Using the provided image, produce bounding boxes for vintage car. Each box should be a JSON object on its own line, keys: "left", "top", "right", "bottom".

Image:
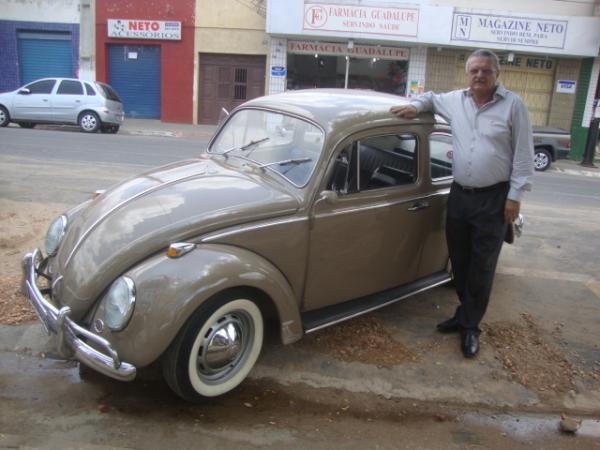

{"left": 22, "top": 89, "right": 453, "bottom": 402}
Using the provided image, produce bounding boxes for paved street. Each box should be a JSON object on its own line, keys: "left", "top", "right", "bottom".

{"left": 1, "top": 124, "right": 599, "bottom": 449}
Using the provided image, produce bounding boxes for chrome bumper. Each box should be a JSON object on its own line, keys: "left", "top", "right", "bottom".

{"left": 21, "top": 249, "right": 136, "bottom": 381}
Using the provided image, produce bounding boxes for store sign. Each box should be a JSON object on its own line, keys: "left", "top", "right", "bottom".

{"left": 271, "top": 66, "right": 286, "bottom": 76}
{"left": 108, "top": 19, "right": 182, "bottom": 41}
{"left": 498, "top": 54, "right": 555, "bottom": 72}
{"left": 451, "top": 13, "right": 567, "bottom": 49}
{"left": 288, "top": 40, "right": 409, "bottom": 60}
{"left": 303, "top": 2, "right": 419, "bottom": 37}
{"left": 556, "top": 80, "right": 576, "bottom": 94}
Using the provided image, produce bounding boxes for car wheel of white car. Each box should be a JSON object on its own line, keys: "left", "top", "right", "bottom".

{"left": 534, "top": 148, "right": 551, "bottom": 171}
{"left": 18, "top": 122, "right": 36, "bottom": 129}
{"left": 0, "top": 106, "right": 9, "bottom": 127}
{"left": 162, "top": 291, "right": 264, "bottom": 402}
{"left": 79, "top": 111, "right": 100, "bottom": 133}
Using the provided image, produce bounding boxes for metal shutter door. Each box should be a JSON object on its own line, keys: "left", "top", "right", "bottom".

{"left": 17, "top": 32, "right": 73, "bottom": 85}
{"left": 108, "top": 45, "right": 161, "bottom": 119}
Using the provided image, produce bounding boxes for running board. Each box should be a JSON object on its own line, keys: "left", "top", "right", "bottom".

{"left": 302, "top": 271, "right": 452, "bottom": 334}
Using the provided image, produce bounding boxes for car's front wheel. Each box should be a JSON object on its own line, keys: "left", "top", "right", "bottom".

{"left": 162, "top": 291, "right": 264, "bottom": 402}
{"left": 79, "top": 111, "right": 100, "bottom": 133}
{"left": 534, "top": 148, "right": 552, "bottom": 171}
{"left": 0, "top": 106, "right": 10, "bottom": 127}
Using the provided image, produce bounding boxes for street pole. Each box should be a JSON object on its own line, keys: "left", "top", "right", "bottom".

{"left": 581, "top": 99, "right": 599, "bottom": 168}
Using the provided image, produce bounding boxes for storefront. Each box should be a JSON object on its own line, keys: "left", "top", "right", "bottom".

{"left": 95, "top": 0, "right": 195, "bottom": 122}
{"left": 266, "top": 1, "right": 600, "bottom": 131}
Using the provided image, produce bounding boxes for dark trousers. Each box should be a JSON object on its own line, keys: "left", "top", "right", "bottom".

{"left": 446, "top": 182, "right": 509, "bottom": 331}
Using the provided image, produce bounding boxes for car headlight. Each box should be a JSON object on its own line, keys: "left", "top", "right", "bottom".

{"left": 104, "top": 277, "right": 136, "bottom": 331}
{"left": 45, "top": 215, "right": 68, "bottom": 256}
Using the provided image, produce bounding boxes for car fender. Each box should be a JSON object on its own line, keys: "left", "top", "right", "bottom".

{"left": 90, "top": 243, "right": 303, "bottom": 367}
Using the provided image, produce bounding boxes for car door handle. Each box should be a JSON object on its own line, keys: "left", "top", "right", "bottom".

{"left": 408, "top": 201, "right": 430, "bottom": 211}
{"left": 43, "top": 99, "right": 48, "bottom": 102}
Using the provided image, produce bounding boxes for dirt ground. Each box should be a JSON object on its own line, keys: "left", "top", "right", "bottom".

{"left": 1, "top": 197, "right": 599, "bottom": 404}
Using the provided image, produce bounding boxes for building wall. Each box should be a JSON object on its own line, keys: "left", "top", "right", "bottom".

{"left": 0, "top": 0, "right": 80, "bottom": 92}
{"left": 0, "top": 20, "right": 80, "bottom": 92}
{"left": 193, "top": 0, "right": 268, "bottom": 123}
{"left": 96, "top": 0, "right": 196, "bottom": 123}
{"left": 2, "top": 0, "right": 80, "bottom": 23}
{"left": 548, "top": 59, "right": 581, "bottom": 130}
{"left": 430, "top": 0, "right": 596, "bottom": 16}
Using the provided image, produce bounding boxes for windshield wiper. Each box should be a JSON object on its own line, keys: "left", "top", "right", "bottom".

{"left": 221, "top": 137, "right": 270, "bottom": 157}
{"left": 258, "top": 157, "right": 312, "bottom": 171}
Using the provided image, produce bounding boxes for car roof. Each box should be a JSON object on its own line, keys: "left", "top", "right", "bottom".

{"left": 241, "top": 89, "right": 436, "bottom": 135}
{"left": 26, "top": 77, "right": 99, "bottom": 85}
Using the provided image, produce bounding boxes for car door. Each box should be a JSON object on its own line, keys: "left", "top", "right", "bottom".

{"left": 52, "top": 79, "right": 86, "bottom": 122}
{"left": 12, "top": 79, "right": 57, "bottom": 121}
{"left": 416, "top": 131, "right": 453, "bottom": 278}
{"left": 303, "top": 127, "right": 436, "bottom": 311}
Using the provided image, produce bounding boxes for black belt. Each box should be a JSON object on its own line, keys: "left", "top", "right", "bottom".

{"left": 452, "top": 181, "right": 509, "bottom": 193}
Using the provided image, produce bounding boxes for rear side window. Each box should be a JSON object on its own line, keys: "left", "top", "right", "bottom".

{"left": 98, "top": 83, "right": 122, "bottom": 102}
{"left": 57, "top": 80, "right": 84, "bottom": 95}
{"left": 429, "top": 133, "right": 453, "bottom": 180}
{"left": 84, "top": 82, "right": 96, "bottom": 96}
{"left": 24, "top": 79, "right": 56, "bottom": 94}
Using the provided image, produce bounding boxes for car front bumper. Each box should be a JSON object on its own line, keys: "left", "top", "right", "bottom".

{"left": 21, "top": 249, "right": 136, "bottom": 381}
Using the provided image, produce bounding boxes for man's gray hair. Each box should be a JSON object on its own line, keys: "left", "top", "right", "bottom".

{"left": 465, "top": 49, "right": 500, "bottom": 73}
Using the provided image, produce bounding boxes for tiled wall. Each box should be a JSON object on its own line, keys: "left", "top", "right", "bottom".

{"left": 548, "top": 59, "right": 581, "bottom": 130}
{"left": 0, "top": 20, "right": 79, "bottom": 93}
{"left": 406, "top": 46, "right": 427, "bottom": 97}
{"left": 268, "top": 37, "right": 287, "bottom": 95}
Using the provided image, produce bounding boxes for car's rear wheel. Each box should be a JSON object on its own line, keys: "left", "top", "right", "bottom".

{"left": 18, "top": 122, "right": 36, "bottom": 129}
{"left": 162, "top": 291, "right": 264, "bottom": 402}
{"left": 79, "top": 111, "right": 100, "bottom": 133}
{"left": 534, "top": 148, "right": 551, "bottom": 171}
{"left": 0, "top": 106, "right": 10, "bottom": 127}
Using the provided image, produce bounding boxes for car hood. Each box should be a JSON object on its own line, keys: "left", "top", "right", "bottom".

{"left": 54, "top": 155, "right": 299, "bottom": 317}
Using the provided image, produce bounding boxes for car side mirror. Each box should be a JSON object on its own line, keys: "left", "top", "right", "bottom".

{"left": 18, "top": 88, "right": 31, "bottom": 95}
{"left": 319, "top": 190, "right": 338, "bottom": 204}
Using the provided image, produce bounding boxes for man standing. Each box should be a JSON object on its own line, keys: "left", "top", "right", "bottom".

{"left": 390, "top": 49, "right": 534, "bottom": 357}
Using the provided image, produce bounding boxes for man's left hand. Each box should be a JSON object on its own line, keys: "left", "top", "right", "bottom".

{"left": 505, "top": 199, "right": 520, "bottom": 223}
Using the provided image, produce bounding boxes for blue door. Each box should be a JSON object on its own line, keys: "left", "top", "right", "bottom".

{"left": 18, "top": 32, "right": 73, "bottom": 85}
{"left": 108, "top": 45, "right": 161, "bottom": 119}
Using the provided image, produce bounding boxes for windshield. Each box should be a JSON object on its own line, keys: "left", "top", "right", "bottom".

{"left": 209, "top": 109, "right": 324, "bottom": 187}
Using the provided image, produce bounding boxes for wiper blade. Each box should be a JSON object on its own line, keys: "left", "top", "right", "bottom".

{"left": 221, "top": 137, "right": 270, "bottom": 156}
{"left": 258, "top": 157, "right": 312, "bottom": 169}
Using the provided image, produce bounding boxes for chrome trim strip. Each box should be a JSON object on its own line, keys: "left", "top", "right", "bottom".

{"left": 64, "top": 168, "right": 203, "bottom": 268}
{"left": 315, "top": 188, "right": 450, "bottom": 218}
{"left": 201, "top": 216, "right": 309, "bottom": 243}
{"left": 21, "top": 249, "right": 136, "bottom": 381}
{"left": 304, "top": 275, "right": 452, "bottom": 334}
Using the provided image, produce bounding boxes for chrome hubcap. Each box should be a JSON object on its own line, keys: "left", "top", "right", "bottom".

{"left": 81, "top": 115, "right": 97, "bottom": 130}
{"left": 534, "top": 153, "right": 548, "bottom": 169}
{"left": 196, "top": 311, "right": 253, "bottom": 383}
{"left": 0, "top": 110, "right": 6, "bottom": 123}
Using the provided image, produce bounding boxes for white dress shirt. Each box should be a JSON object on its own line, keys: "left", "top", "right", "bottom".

{"left": 410, "top": 84, "right": 534, "bottom": 201}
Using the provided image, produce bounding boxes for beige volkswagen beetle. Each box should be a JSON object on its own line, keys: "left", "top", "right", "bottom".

{"left": 22, "top": 89, "right": 453, "bottom": 402}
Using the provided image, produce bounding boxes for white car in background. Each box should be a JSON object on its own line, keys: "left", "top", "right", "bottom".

{"left": 0, "top": 78, "right": 124, "bottom": 133}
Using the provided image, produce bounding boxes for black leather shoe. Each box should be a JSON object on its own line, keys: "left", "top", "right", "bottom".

{"left": 436, "top": 317, "right": 461, "bottom": 333}
{"left": 461, "top": 330, "right": 480, "bottom": 358}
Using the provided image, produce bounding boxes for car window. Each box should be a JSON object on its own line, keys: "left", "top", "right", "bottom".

{"left": 84, "top": 82, "right": 96, "bottom": 96}
{"left": 57, "top": 80, "right": 84, "bottom": 95}
{"left": 429, "top": 133, "right": 453, "bottom": 180}
{"left": 97, "top": 83, "right": 122, "bottom": 102}
{"left": 23, "top": 79, "right": 56, "bottom": 94}
{"left": 328, "top": 134, "right": 418, "bottom": 194}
